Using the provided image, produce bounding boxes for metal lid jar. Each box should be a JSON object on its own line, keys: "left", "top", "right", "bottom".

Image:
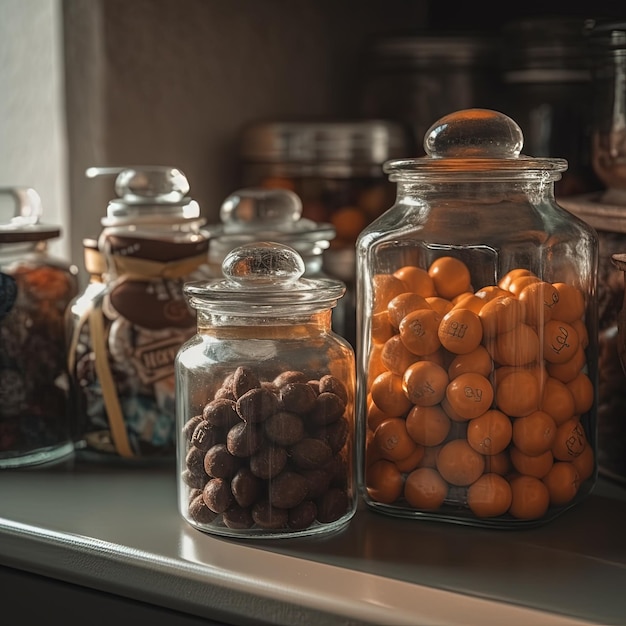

{"left": 67, "top": 166, "right": 210, "bottom": 462}
{"left": 357, "top": 109, "right": 598, "bottom": 527}
{"left": 0, "top": 188, "right": 78, "bottom": 467}
{"left": 176, "top": 241, "right": 356, "bottom": 538}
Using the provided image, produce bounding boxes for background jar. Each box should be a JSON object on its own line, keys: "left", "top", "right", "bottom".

{"left": 0, "top": 187, "right": 78, "bottom": 467}
{"left": 176, "top": 242, "right": 356, "bottom": 538}
{"left": 357, "top": 109, "right": 598, "bottom": 527}
{"left": 66, "top": 166, "right": 210, "bottom": 462}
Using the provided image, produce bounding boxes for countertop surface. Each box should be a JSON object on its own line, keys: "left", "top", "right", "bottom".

{"left": 0, "top": 457, "right": 625, "bottom": 626}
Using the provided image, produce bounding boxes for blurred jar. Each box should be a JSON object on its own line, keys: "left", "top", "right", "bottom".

{"left": 67, "top": 166, "right": 210, "bottom": 462}
{"left": 357, "top": 109, "right": 598, "bottom": 527}
{"left": 205, "top": 187, "right": 357, "bottom": 345}
{"left": 587, "top": 19, "right": 626, "bottom": 203}
{"left": 176, "top": 242, "right": 356, "bottom": 538}
{"left": 501, "top": 17, "right": 601, "bottom": 197}
{"left": 0, "top": 187, "right": 78, "bottom": 467}
{"left": 358, "top": 32, "right": 501, "bottom": 155}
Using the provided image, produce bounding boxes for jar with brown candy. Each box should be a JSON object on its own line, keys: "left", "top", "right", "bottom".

{"left": 66, "top": 167, "right": 210, "bottom": 462}
{"left": 0, "top": 187, "right": 79, "bottom": 467}
{"left": 357, "top": 109, "right": 599, "bottom": 527}
{"left": 176, "top": 241, "right": 356, "bottom": 538}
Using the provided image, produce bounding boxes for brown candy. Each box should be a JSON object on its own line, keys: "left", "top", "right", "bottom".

{"left": 203, "top": 443, "right": 242, "bottom": 478}
{"left": 232, "top": 366, "right": 261, "bottom": 399}
{"left": 202, "top": 478, "right": 234, "bottom": 514}
{"left": 203, "top": 398, "right": 239, "bottom": 428}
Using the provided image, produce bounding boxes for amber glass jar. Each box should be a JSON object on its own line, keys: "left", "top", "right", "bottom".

{"left": 0, "top": 187, "right": 78, "bottom": 467}
{"left": 176, "top": 242, "right": 356, "bottom": 538}
{"left": 357, "top": 109, "right": 598, "bottom": 527}
{"left": 67, "top": 167, "right": 210, "bottom": 462}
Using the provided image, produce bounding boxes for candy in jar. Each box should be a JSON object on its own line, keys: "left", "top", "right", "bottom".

{"left": 67, "top": 167, "right": 210, "bottom": 461}
{"left": 0, "top": 187, "right": 78, "bottom": 467}
{"left": 357, "top": 109, "right": 598, "bottom": 527}
{"left": 176, "top": 241, "right": 356, "bottom": 538}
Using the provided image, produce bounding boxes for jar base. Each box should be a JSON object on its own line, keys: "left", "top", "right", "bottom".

{"left": 0, "top": 441, "right": 75, "bottom": 469}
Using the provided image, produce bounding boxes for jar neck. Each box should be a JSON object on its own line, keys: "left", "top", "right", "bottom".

{"left": 394, "top": 178, "right": 557, "bottom": 203}
{"left": 0, "top": 240, "right": 47, "bottom": 265}
{"left": 196, "top": 308, "right": 333, "bottom": 337}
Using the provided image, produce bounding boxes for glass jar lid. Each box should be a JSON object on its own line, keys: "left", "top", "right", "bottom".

{"left": 0, "top": 187, "right": 60, "bottom": 243}
{"left": 207, "top": 187, "right": 335, "bottom": 263}
{"left": 185, "top": 241, "right": 345, "bottom": 315}
{"left": 86, "top": 166, "right": 202, "bottom": 227}
{"left": 383, "top": 108, "right": 568, "bottom": 180}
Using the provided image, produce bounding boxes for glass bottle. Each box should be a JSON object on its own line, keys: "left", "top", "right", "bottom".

{"left": 67, "top": 166, "right": 210, "bottom": 462}
{"left": 176, "top": 241, "right": 356, "bottom": 538}
{"left": 357, "top": 109, "right": 598, "bottom": 527}
{"left": 0, "top": 187, "right": 79, "bottom": 467}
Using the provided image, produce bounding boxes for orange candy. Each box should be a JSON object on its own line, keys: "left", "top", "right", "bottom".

{"left": 467, "top": 473, "right": 513, "bottom": 518}
{"left": 571, "top": 443, "right": 595, "bottom": 481}
{"left": 371, "top": 311, "right": 394, "bottom": 345}
{"left": 518, "top": 280, "right": 559, "bottom": 327}
{"left": 495, "top": 368, "right": 540, "bottom": 417}
{"left": 484, "top": 451, "right": 512, "bottom": 475}
{"left": 567, "top": 371, "right": 594, "bottom": 414}
{"left": 373, "top": 417, "right": 417, "bottom": 461}
{"left": 395, "top": 444, "right": 426, "bottom": 473}
{"left": 426, "top": 296, "right": 454, "bottom": 316}
{"left": 393, "top": 265, "right": 437, "bottom": 298}
{"left": 445, "top": 372, "right": 494, "bottom": 420}
{"left": 552, "top": 418, "right": 587, "bottom": 461}
{"left": 381, "top": 334, "right": 419, "bottom": 376}
{"left": 543, "top": 319, "right": 580, "bottom": 364}
{"left": 509, "top": 447, "right": 554, "bottom": 478}
{"left": 512, "top": 410, "right": 557, "bottom": 456}
{"left": 372, "top": 274, "right": 408, "bottom": 314}
{"left": 366, "top": 459, "right": 405, "bottom": 504}
{"left": 508, "top": 474, "right": 550, "bottom": 520}
{"left": 402, "top": 360, "right": 449, "bottom": 406}
{"left": 546, "top": 346, "right": 585, "bottom": 383}
{"left": 508, "top": 274, "right": 541, "bottom": 296}
{"left": 404, "top": 467, "right": 448, "bottom": 510}
{"left": 499, "top": 268, "right": 536, "bottom": 291}
{"left": 542, "top": 461, "right": 580, "bottom": 506}
{"left": 406, "top": 404, "right": 451, "bottom": 447}
{"left": 438, "top": 307, "right": 483, "bottom": 355}
{"left": 428, "top": 256, "right": 472, "bottom": 300}
{"left": 493, "top": 323, "right": 540, "bottom": 367}
{"left": 447, "top": 345, "right": 493, "bottom": 379}
{"left": 436, "top": 439, "right": 485, "bottom": 486}
{"left": 387, "top": 292, "right": 431, "bottom": 328}
{"left": 479, "top": 295, "right": 523, "bottom": 337}
{"left": 540, "top": 376, "right": 576, "bottom": 425}
{"left": 466, "top": 409, "right": 513, "bottom": 456}
{"left": 370, "top": 371, "right": 413, "bottom": 417}
{"left": 551, "top": 282, "right": 585, "bottom": 323}
{"left": 398, "top": 308, "right": 442, "bottom": 356}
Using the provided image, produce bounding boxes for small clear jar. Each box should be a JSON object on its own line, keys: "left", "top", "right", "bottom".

{"left": 357, "top": 109, "right": 599, "bottom": 527}
{"left": 67, "top": 166, "right": 210, "bottom": 462}
{"left": 0, "top": 187, "right": 79, "bottom": 467}
{"left": 176, "top": 242, "right": 356, "bottom": 538}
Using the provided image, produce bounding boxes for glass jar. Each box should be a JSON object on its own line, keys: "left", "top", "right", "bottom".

{"left": 0, "top": 187, "right": 79, "bottom": 467}
{"left": 205, "top": 186, "right": 356, "bottom": 346}
{"left": 176, "top": 241, "right": 356, "bottom": 538}
{"left": 357, "top": 109, "right": 598, "bottom": 527}
{"left": 67, "top": 166, "right": 210, "bottom": 462}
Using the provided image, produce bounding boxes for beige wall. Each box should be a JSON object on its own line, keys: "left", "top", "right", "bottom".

{"left": 62, "top": 0, "right": 427, "bottom": 282}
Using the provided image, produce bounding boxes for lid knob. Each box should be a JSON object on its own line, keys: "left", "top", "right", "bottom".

{"left": 424, "top": 109, "right": 524, "bottom": 159}
{"left": 220, "top": 188, "right": 302, "bottom": 232}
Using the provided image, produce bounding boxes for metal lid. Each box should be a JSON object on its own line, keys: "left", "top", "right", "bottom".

{"left": 0, "top": 187, "right": 60, "bottom": 243}
{"left": 383, "top": 108, "right": 568, "bottom": 180}
{"left": 185, "top": 241, "right": 345, "bottom": 315}
{"left": 240, "top": 120, "right": 409, "bottom": 165}
{"left": 207, "top": 187, "right": 335, "bottom": 263}
{"left": 86, "top": 166, "right": 202, "bottom": 227}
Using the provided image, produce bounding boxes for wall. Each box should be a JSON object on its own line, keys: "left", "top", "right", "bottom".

{"left": 0, "top": 0, "right": 69, "bottom": 259}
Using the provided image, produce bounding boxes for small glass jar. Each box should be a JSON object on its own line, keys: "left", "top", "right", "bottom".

{"left": 176, "top": 241, "right": 356, "bottom": 538}
{"left": 357, "top": 109, "right": 598, "bottom": 527}
{"left": 0, "top": 187, "right": 79, "bottom": 467}
{"left": 67, "top": 166, "right": 210, "bottom": 462}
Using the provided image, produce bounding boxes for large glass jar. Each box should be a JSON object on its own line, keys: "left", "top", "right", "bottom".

{"left": 176, "top": 242, "right": 356, "bottom": 538}
{"left": 67, "top": 166, "right": 210, "bottom": 462}
{"left": 357, "top": 109, "right": 599, "bottom": 527}
{"left": 0, "top": 187, "right": 79, "bottom": 467}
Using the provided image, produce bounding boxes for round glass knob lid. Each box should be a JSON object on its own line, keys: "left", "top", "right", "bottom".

{"left": 222, "top": 241, "right": 305, "bottom": 286}
{"left": 219, "top": 188, "right": 303, "bottom": 230}
{"left": 424, "top": 109, "right": 524, "bottom": 159}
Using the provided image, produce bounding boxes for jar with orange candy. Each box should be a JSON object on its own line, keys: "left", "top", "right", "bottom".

{"left": 356, "top": 108, "right": 599, "bottom": 527}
